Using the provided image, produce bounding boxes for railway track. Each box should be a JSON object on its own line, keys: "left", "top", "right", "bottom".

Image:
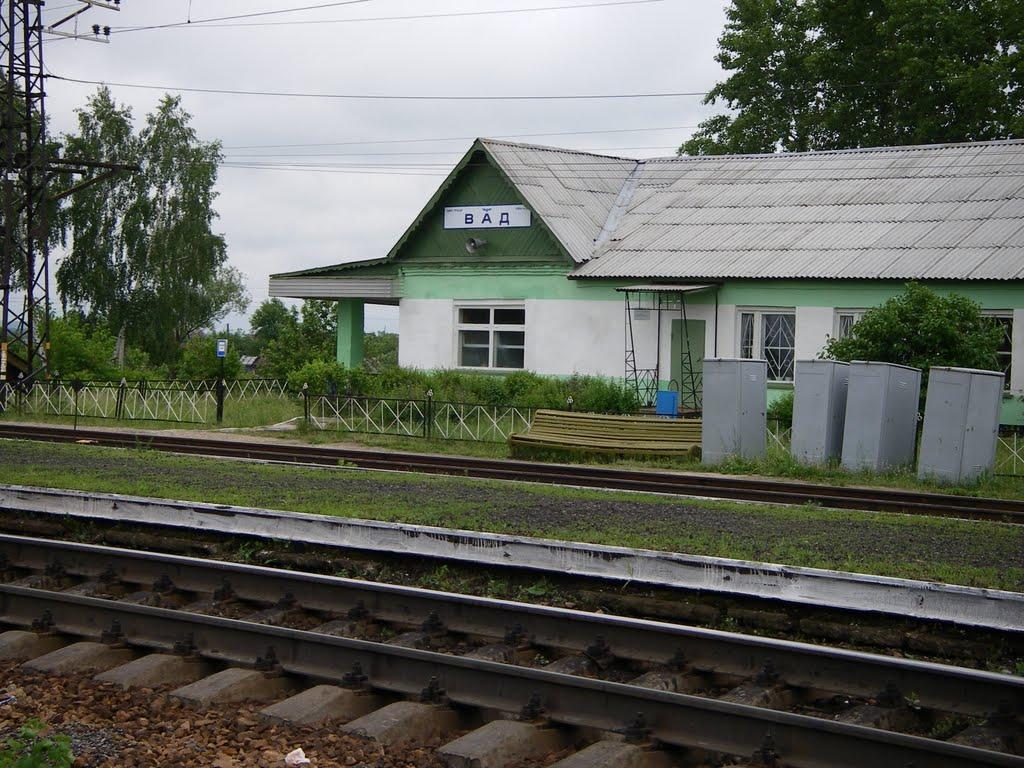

{"left": 1, "top": 534, "right": 1021, "bottom": 767}
{"left": 2, "top": 422, "right": 1023, "bottom": 524}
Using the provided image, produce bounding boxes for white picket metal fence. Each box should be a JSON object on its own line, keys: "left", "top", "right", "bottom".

{"left": 310, "top": 395, "right": 427, "bottom": 437}
{"left": 996, "top": 432, "right": 1024, "bottom": 476}
{"left": 309, "top": 395, "right": 535, "bottom": 442}
{"left": 0, "top": 381, "right": 216, "bottom": 423}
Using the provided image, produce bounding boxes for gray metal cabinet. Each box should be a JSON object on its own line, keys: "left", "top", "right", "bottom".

{"left": 792, "top": 360, "right": 849, "bottom": 465}
{"left": 841, "top": 361, "right": 921, "bottom": 472}
{"left": 701, "top": 358, "right": 767, "bottom": 463}
{"left": 918, "top": 367, "right": 1003, "bottom": 483}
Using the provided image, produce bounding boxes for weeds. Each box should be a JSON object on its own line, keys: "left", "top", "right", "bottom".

{"left": 0, "top": 720, "right": 74, "bottom": 768}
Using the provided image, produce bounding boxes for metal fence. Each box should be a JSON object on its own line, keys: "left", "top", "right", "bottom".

{"left": 763, "top": 418, "right": 1024, "bottom": 477}
{"left": 308, "top": 394, "right": 535, "bottom": 443}
{"left": 0, "top": 381, "right": 217, "bottom": 424}
{"left": 996, "top": 430, "right": 1024, "bottom": 476}
{"left": 0, "top": 378, "right": 293, "bottom": 425}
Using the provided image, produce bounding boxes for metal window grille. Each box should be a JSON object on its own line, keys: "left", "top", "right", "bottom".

{"left": 763, "top": 313, "right": 795, "bottom": 383}
{"left": 992, "top": 316, "right": 1013, "bottom": 391}
{"left": 740, "top": 313, "right": 755, "bottom": 359}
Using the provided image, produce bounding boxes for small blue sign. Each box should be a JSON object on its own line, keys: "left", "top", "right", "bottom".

{"left": 216, "top": 339, "right": 228, "bottom": 358}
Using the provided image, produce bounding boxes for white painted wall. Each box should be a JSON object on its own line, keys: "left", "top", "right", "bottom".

{"left": 398, "top": 299, "right": 454, "bottom": 369}
{"left": 795, "top": 306, "right": 835, "bottom": 360}
{"left": 396, "top": 298, "right": 1024, "bottom": 402}
{"left": 525, "top": 299, "right": 625, "bottom": 377}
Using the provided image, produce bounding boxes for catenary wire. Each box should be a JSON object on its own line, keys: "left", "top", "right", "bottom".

{"left": 48, "top": 73, "right": 711, "bottom": 101}
{"left": 223, "top": 125, "right": 702, "bottom": 150}
{"left": 110, "top": 0, "right": 665, "bottom": 32}
{"left": 112, "top": 0, "right": 381, "bottom": 32}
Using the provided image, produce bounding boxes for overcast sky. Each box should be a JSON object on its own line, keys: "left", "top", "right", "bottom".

{"left": 43, "top": 0, "right": 729, "bottom": 333}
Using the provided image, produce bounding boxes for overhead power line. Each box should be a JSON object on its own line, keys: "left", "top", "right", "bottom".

{"left": 224, "top": 124, "right": 700, "bottom": 151}
{"left": 113, "top": 0, "right": 380, "bottom": 32}
{"left": 49, "top": 73, "right": 711, "bottom": 101}
{"left": 111, "top": 0, "right": 665, "bottom": 32}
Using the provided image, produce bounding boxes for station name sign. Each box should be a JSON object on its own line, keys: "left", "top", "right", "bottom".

{"left": 443, "top": 204, "right": 531, "bottom": 229}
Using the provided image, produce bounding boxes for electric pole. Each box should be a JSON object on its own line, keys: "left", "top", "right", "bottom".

{"left": 0, "top": 0, "right": 130, "bottom": 387}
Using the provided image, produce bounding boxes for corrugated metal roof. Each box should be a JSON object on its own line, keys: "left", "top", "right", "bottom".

{"left": 480, "top": 138, "right": 1024, "bottom": 281}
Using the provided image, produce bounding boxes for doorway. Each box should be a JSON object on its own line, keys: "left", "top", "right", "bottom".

{"left": 671, "top": 318, "right": 704, "bottom": 412}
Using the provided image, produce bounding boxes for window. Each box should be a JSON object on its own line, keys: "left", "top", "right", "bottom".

{"left": 457, "top": 305, "right": 525, "bottom": 369}
{"left": 987, "top": 314, "right": 1013, "bottom": 391}
{"left": 834, "top": 310, "right": 866, "bottom": 340}
{"left": 738, "top": 310, "right": 796, "bottom": 382}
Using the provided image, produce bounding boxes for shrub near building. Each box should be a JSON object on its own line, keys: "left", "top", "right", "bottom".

{"left": 823, "top": 283, "right": 1005, "bottom": 399}
{"left": 288, "top": 361, "right": 640, "bottom": 414}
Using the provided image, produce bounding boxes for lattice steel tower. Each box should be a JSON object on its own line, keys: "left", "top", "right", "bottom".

{"left": 1, "top": 0, "right": 48, "bottom": 384}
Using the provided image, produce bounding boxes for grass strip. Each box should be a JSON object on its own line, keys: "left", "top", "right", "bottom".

{"left": 1, "top": 439, "right": 1021, "bottom": 591}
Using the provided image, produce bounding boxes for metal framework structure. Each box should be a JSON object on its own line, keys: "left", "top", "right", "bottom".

{"left": 621, "top": 285, "right": 715, "bottom": 413}
{"left": 1, "top": 0, "right": 48, "bottom": 384}
{"left": 0, "top": 0, "right": 126, "bottom": 386}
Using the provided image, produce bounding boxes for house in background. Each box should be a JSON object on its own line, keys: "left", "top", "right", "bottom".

{"left": 269, "top": 138, "right": 1024, "bottom": 423}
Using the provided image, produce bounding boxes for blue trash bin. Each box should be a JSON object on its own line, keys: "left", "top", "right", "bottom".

{"left": 655, "top": 389, "right": 679, "bottom": 418}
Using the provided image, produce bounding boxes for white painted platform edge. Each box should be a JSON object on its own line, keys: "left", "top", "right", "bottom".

{"left": 0, "top": 484, "right": 1020, "bottom": 632}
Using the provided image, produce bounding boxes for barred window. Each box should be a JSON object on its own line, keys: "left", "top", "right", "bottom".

{"left": 738, "top": 310, "right": 796, "bottom": 382}
{"left": 989, "top": 314, "right": 1012, "bottom": 391}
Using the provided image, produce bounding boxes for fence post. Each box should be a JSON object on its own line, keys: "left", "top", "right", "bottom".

{"left": 115, "top": 378, "right": 127, "bottom": 421}
{"left": 215, "top": 378, "right": 225, "bottom": 423}
{"left": 302, "top": 382, "right": 310, "bottom": 425}
{"left": 71, "top": 379, "right": 83, "bottom": 431}
{"left": 424, "top": 389, "right": 433, "bottom": 439}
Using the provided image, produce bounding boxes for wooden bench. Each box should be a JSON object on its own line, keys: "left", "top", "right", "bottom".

{"left": 509, "top": 409, "right": 702, "bottom": 457}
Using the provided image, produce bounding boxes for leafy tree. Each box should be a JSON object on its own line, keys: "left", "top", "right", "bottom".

{"left": 47, "top": 314, "right": 118, "bottom": 381}
{"left": 683, "top": 0, "right": 1023, "bottom": 155}
{"left": 364, "top": 331, "right": 398, "bottom": 370}
{"left": 249, "top": 298, "right": 297, "bottom": 348}
{"left": 822, "top": 283, "right": 1003, "bottom": 386}
{"left": 176, "top": 335, "right": 243, "bottom": 380}
{"left": 258, "top": 300, "right": 336, "bottom": 377}
{"left": 57, "top": 87, "right": 247, "bottom": 364}
{"left": 684, "top": 0, "right": 818, "bottom": 154}
{"left": 299, "top": 299, "right": 337, "bottom": 355}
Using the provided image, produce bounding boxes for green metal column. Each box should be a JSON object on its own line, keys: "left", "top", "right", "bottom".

{"left": 336, "top": 299, "right": 365, "bottom": 368}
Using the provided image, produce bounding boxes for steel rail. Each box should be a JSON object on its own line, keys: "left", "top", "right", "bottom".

{"left": 0, "top": 584, "right": 1019, "bottom": 768}
{"left": 4, "top": 534, "right": 1019, "bottom": 720}
{"left": 4, "top": 483, "right": 1021, "bottom": 631}
{"left": 2, "top": 423, "right": 1022, "bottom": 523}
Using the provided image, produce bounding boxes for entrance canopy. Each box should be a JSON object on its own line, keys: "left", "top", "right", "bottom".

{"left": 617, "top": 284, "right": 719, "bottom": 413}
{"left": 615, "top": 284, "right": 716, "bottom": 294}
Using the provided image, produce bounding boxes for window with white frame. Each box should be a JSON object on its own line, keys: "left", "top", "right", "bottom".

{"left": 834, "top": 309, "right": 866, "bottom": 340}
{"left": 456, "top": 305, "right": 525, "bottom": 369}
{"left": 985, "top": 313, "right": 1013, "bottom": 391}
{"left": 738, "top": 309, "right": 796, "bottom": 382}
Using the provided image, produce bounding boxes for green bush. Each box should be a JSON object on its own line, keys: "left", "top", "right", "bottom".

{"left": 47, "top": 315, "right": 118, "bottom": 381}
{"left": 286, "top": 362, "right": 640, "bottom": 414}
{"left": 823, "top": 283, "right": 1003, "bottom": 388}
{"left": 286, "top": 359, "right": 349, "bottom": 394}
{"left": 0, "top": 720, "right": 74, "bottom": 768}
{"left": 767, "top": 390, "right": 794, "bottom": 426}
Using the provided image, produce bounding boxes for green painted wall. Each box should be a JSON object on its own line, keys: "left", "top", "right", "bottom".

{"left": 396, "top": 150, "right": 570, "bottom": 267}
{"left": 336, "top": 299, "right": 364, "bottom": 367}
{"left": 394, "top": 266, "right": 1024, "bottom": 311}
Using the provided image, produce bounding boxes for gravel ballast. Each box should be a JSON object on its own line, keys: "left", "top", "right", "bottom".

{"left": 0, "top": 662, "right": 451, "bottom": 768}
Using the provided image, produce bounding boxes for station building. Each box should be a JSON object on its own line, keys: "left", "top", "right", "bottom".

{"left": 269, "top": 138, "right": 1024, "bottom": 423}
